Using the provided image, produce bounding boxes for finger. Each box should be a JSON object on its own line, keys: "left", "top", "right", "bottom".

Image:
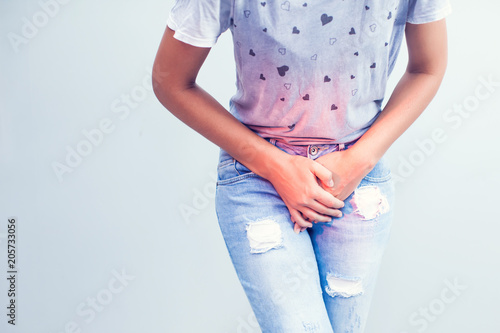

{"left": 314, "top": 187, "right": 345, "bottom": 209}
{"left": 311, "top": 161, "right": 334, "bottom": 188}
{"left": 300, "top": 206, "right": 334, "bottom": 222}
{"left": 295, "top": 224, "right": 308, "bottom": 233}
{"left": 293, "top": 222, "right": 308, "bottom": 234}
{"left": 307, "top": 200, "right": 344, "bottom": 219}
{"left": 290, "top": 209, "right": 313, "bottom": 229}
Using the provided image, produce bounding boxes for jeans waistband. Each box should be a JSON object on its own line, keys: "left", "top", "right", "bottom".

{"left": 264, "top": 137, "right": 359, "bottom": 160}
{"left": 218, "top": 137, "right": 360, "bottom": 164}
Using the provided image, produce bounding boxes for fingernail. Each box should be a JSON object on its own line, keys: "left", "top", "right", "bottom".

{"left": 328, "top": 179, "right": 334, "bottom": 187}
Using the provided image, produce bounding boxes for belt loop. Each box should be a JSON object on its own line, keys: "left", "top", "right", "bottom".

{"left": 338, "top": 143, "right": 345, "bottom": 151}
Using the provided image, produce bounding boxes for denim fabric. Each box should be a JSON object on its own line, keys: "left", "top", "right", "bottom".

{"left": 215, "top": 138, "right": 395, "bottom": 332}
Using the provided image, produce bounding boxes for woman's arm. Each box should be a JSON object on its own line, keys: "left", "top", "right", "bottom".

{"left": 152, "top": 27, "right": 345, "bottom": 232}
{"left": 315, "top": 18, "right": 448, "bottom": 200}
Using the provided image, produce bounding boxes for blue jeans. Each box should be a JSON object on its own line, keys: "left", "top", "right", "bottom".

{"left": 215, "top": 137, "right": 395, "bottom": 333}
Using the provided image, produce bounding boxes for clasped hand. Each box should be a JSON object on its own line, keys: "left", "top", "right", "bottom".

{"left": 268, "top": 148, "right": 373, "bottom": 234}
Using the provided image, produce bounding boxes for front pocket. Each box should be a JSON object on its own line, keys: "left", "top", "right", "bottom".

{"left": 362, "top": 156, "right": 392, "bottom": 183}
{"left": 216, "top": 158, "right": 259, "bottom": 186}
{"left": 234, "top": 159, "right": 255, "bottom": 176}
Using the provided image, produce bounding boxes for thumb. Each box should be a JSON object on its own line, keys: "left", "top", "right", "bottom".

{"left": 311, "top": 161, "right": 334, "bottom": 188}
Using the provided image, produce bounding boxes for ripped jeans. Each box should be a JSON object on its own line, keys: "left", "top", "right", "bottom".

{"left": 215, "top": 137, "right": 395, "bottom": 333}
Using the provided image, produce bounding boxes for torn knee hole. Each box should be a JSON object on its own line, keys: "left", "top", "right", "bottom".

{"left": 246, "top": 218, "right": 283, "bottom": 254}
{"left": 351, "top": 185, "right": 390, "bottom": 220}
{"left": 302, "top": 321, "right": 321, "bottom": 332}
{"left": 325, "top": 273, "right": 364, "bottom": 298}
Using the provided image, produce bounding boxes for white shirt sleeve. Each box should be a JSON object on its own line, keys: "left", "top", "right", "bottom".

{"left": 407, "top": 0, "right": 452, "bottom": 24}
{"left": 166, "top": 0, "right": 232, "bottom": 48}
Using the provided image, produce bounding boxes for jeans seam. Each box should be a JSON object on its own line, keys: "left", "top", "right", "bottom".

{"left": 216, "top": 173, "right": 260, "bottom": 186}
{"left": 217, "top": 158, "right": 235, "bottom": 169}
{"left": 362, "top": 172, "right": 392, "bottom": 183}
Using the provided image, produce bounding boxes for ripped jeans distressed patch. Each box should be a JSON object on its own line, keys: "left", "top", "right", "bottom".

{"left": 215, "top": 141, "right": 394, "bottom": 333}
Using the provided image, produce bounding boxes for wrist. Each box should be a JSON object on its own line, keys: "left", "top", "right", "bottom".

{"left": 345, "top": 143, "right": 378, "bottom": 174}
{"left": 247, "top": 144, "right": 292, "bottom": 181}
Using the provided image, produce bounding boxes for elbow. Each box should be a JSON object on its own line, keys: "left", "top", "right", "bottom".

{"left": 151, "top": 61, "right": 196, "bottom": 110}
{"left": 407, "top": 60, "right": 447, "bottom": 78}
{"left": 152, "top": 62, "right": 179, "bottom": 111}
{"left": 151, "top": 62, "right": 169, "bottom": 103}
{"left": 407, "top": 53, "right": 448, "bottom": 81}
{"left": 406, "top": 62, "right": 448, "bottom": 88}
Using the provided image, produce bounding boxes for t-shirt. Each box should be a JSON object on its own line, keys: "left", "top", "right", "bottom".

{"left": 166, "top": 0, "right": 452, "bottom": 145}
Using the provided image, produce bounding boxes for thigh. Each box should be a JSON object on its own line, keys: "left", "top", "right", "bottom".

{"left": 215, "top": 155, "right": 333, "bottom": 333}
{"left": 308, "top": 155, "right": 395, "bottom": 333}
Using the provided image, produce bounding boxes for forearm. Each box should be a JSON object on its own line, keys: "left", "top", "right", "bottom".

{"left": 349, "top": 69, "right": 446, "bottom": 167}
{"left": 348, "top": 19, "right": 448, "bottom": 168}
{"left": 152, "top": 80, "right": 290, "bottom": 180}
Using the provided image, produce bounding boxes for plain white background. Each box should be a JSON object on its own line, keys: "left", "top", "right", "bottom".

{"left": 1, "top": 0, "right": 499, "bottom": 332}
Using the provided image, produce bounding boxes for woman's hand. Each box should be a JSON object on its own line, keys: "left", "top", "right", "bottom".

{"left": 265, "top": 154, "right": 345, "bottom": 234}
{"left": 313, "top": 148, "right": 375, "bottom": 202}
{"left": 152, "top": 28, "right": 342, "bottom": 235}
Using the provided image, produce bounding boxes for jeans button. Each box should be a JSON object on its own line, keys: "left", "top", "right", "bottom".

{"left": 309, "top": 145, "right": 319, "bottom": 156}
